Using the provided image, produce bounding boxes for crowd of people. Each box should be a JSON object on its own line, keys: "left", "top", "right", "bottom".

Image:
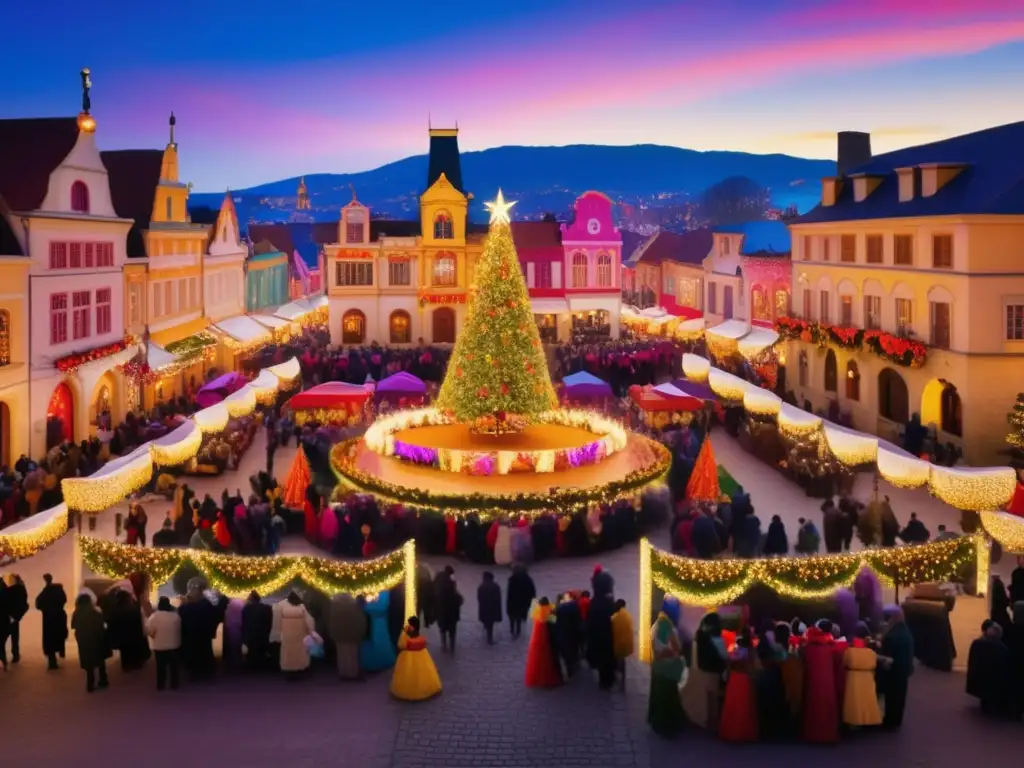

{"left": 966, "top": 570, "right": 1024, "bottom": 719}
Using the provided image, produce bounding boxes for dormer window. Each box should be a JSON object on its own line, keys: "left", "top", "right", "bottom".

{"left": 896, "top": 168, "right": 916, "bottom": 202}
{"left": 433, "top": 212, "right": 454, "bottom": 240}
{"left": 850, "top": 173, "right": 883, "bottom": 202}
{"left": 822, "top": 177, "right": 843, "bottom": 207}
{"left": 165, "top": 196, "right": 173, "bottom": 220}
{"left": 70, "top": 181, "right": 90, "bottom": 213}
{"left": 920, "top": 163, "right": 967, "bottom": 198}
{"left": 346, "top": 208, "right": 366, "bottom": 244}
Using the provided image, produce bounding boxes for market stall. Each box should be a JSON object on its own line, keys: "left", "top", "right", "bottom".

{"left": 196, "top": 371, "right": 247, "bottom": 408}
{"left": 628, "top": 384, "right": 704, "bottom": 430}
{"left": 561, "top": 371, "right": 613, "bottom": 406}
{"left": 288, "top": 381, "right": 371, "bottom": 426}
{"left": 374, "top": 371, "right": 427, "bottom": 408}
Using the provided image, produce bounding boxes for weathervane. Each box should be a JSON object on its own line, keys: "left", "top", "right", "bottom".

{"left": 80, "top": 68, "right": 92, "bottom": 114}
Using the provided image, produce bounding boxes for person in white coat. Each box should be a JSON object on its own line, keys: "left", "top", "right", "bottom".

{"left": 146, "top": 597, "right": 181, "bottom": 690}
{"left": 278, "top": 592, "right": 316, "bottom": 677}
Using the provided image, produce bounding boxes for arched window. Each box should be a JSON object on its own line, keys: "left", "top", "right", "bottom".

{"left": 433, "top": 253, "right": 456, "bottom": 286}
{"left": 798, "top": 350, "right": 808, "bottom": 387}
{"left": 824, "top": 349, "right": 838, "bottom": 392}
{"left": 596, "top": 252, "right": 612, "bottom": 287}
{"left": 341, "top": 309, "right": 366, "bottom": 344}
{"left": 389, "top": 310, "right": 411, "bottom": 344}
{"left": 941, "top": 383, "right": 962, "bottom": 436}
{"left": 572, "top": 252, "right": 588, "bottom": 288}
{"left": 0, "top": 310, "right": 9, "bottom": 366}
{"left": 70, "top": 181, "right": 89, "bottom": 213}
{"left": 845, "top": 360, "right": 860, "bottom": 401}
{"left": 165, "top": 196, "right": 173, "bottom": 220}
{"left": 878, "top": 368, "right": 909, "bottom": 423}
{"left": 751, "top": 286, "right": 769, "bottom": 321}
{"left": 774, "top": 289, "right": 790, "bottom": 318}
{"left": 433, "top": 212, "right": 453, "bottom": 240}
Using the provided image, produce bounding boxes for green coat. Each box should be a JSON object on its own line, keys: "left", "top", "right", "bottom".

{"left": 71, "top": 605, "right": 107, "bottom": 669}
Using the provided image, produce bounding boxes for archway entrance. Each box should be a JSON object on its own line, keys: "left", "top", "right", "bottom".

{"left": 824, "top": 349, "right": 838, "bottom": 393}
{"left": 922, "top": 378, "right": 962, "bottom": 437}
{"left": 432, "top": 307, "right": 456, "bottom": 344}
{"left": 878, "top": 368, "right": 909, "bottom": 424}
{"left": 47, "top": 382, "right": 74, "bottom": 449}
{"left": 91, "top": 371, "right": 118, "bottom": 431}
{"left": 342, "top": 309, "right": 366, "bottom": 344}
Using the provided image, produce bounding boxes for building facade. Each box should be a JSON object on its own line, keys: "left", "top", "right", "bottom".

{"left": 0, "top": 236, "right": 31, "bottom": 465}
{"left": 246, "top": 243, "right": 290, "bottom": 312}
{"left": 0, "top": 110, "right": 137, "bottom": 457}
{"left": 785, "top": 124, "right": 1024, "bottom": 464}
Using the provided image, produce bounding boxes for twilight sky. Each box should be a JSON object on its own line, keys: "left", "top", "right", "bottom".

{"left": 3, "top": 0, "right": 1023, "bottom": 191}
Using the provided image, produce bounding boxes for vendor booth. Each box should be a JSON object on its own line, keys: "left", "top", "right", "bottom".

{"left": 561, "top": 371, "right": 613, "bottom": 406}
{"left": 196, "top": 372, "right": 248, "bottom": 408}
{"left": 374, "top": 371, "right": 427, "bottom": 408}
{"left": 288, "top": 381, "right": 371, "bottom": 426}
{"left": 628, "top": 384, "right": 703, "bottom": 430}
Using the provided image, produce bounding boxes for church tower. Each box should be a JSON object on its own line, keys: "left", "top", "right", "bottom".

{"left": 296, "top": 177, "right": 311, "bottom": 210}
{"left": 153, "top": 112, "right": 189, "bottom": 223}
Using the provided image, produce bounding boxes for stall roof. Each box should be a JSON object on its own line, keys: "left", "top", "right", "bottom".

{"left": 147, "top": 343, "right": 177, "bottom": 371}
{"left": 213, "top": 315, "right": 273, "bottom": 345}
{"left": 377, "top": 371, "right": 427, "bottom": 394}
{"left": 254, "top": 314, "right": 291, "bottom": 330}
{"left": 737, "top": 326, "right": 780, "bottom": 357}
{"left": 706, "top": 319, "right": 749, "bottom": 340}
{"left": 288, "top": 381, "right": 371, "bottom": 410}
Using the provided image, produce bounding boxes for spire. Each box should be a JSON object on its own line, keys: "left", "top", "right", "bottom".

{"left": 297, "top": 176, "right": 311, "bottom": 210}
{"left": 348, "top": 183, "right": 358, "bottom": 203}
{"left": 159, "top": 112, "right": 180, "bottom": 183}
{"left": 168, "top": 111, "right": 177, "bottom": 148}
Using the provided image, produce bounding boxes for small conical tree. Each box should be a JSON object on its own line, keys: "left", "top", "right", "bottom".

{"left": 1007, "top": 392, "right": 1024, "bottom": 452}
{"left": 685, "top": 439, "right": 721, "bottom": 502}
{"left": 435, "top": 190, "right": 558, "bottom": 421}
{"left": 283, "top": 446, "right": 311, "bottom": 509}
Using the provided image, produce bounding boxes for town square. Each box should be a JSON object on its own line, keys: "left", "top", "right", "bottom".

{"left": 2, "top": 2, "right": 1024, "bottom": 767}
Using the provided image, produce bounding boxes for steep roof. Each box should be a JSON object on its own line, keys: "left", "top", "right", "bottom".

{"left": 716, "top": 221, "right": 790, "bottom": 256}
{"left": 426, "top": 130, "right": 463, "bottom": 193}
{"left": 619, "top": 230, "right": 648, "bottom": 264}
{"left": 101, "top": 149, "right": 164, "bottom": 258}
{"left": 798, "top": 120, "right": 1024, "bottom": 224}
{"left": 628, "top": 229, "right": 713, "bottom": 267}
{"left": 510, "top": 220, "right": 562, "bottom": 249}
{"left": 0, "top": 117, "right": 80, "bottom": 212}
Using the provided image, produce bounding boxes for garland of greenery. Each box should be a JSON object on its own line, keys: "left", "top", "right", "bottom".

{"left": 331, "top": 437, "right": 671, "bottom": 520}
{"left": 649, "top": 534, "right": 978, "bottom": 605}
{"left": 165, "top": 331, "right": 218, "bottom": 356}
{"left": 78, "top": 535, "right": 407, "bottom": 597}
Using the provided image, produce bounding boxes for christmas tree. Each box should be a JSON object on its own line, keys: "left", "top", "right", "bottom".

{"left": 1007, "top": 392, "right": 1024, "bottom": 452}
{"left": 685, "top": 439, "right": 722, "bottom": 502}
{"left": 283, "top": 446, "right": 311, "bottom": 508}
{"left": 435, "top": 190, "right": 558, "bottom": 421}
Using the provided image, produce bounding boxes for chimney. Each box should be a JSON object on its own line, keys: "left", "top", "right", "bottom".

{"left": 837, "top": 131, "right": 872, "bottom": 176}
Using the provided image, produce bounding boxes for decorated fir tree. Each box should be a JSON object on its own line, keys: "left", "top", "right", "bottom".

{"left": 685, "top": 439, "right": 722, "bottom": 502}
{"left": 435, "top": 190, "right": 558, "bottom": 421}
{"left": 283, "top": 446, "right": 311, "bottom": 509}
{"left": 1007, "top": 392, "right": 1024, "bottom": 453}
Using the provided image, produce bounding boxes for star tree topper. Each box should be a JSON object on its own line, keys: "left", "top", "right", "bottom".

{"left": 484, "top": 189, "right": 517, "bottom": 226}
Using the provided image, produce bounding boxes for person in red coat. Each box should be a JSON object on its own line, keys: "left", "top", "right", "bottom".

{"left": 303, "top": 484, "right": 320, "bottom": 545}
{"left": 525, "top": 597, "right": 562, "bottom": 688}
{"left": 801, "top": 623, "right": 840, "bottom": 743}
{"left": 445, "top": 517, "right": 457, "bottom": 554}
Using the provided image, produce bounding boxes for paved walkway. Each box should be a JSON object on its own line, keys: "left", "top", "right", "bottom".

{"left": 2, "top": 430, "right": 1019, "bottom": 768}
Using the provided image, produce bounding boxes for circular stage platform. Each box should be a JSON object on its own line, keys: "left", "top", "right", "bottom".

{"left": 392, "top": 422, "right": 598, "bottom": 452}
{"left": 331, "top": 433, "right": 670, "bottom": 519}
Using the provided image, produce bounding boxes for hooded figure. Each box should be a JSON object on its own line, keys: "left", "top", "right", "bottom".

{"left": 241, "top": 592, "right": 273, "bottom": 669}
{"left": 966, "top": 620, "right": 1013, "bottom": 717}
{"left": 329, "top": 593, "right": 368, "bottom": 679}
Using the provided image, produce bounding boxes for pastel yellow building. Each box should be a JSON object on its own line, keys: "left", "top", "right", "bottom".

{"left": 0, "top": 250, "right": 31, "bottom": 465}
{"left": 786, "top": 125, "right": 1024, "bottom": 465}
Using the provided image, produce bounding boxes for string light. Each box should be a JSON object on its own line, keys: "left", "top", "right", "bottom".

{"left": 777, "top": 403, "right": 821, "bottom": 437}
{"left": 0, "top": 504, "right": 68, "bottom": 559}
{"left": 979, "top": 510, "right": 1024, "bottom": 554}
{"left": 823, "top": 423, "right": 878, "bottom": 466}
{"left": 149, "top": 420, "right": 202, "bottom": 467}
{"left": 63, "top": 449, "right": 154, "bottom": 513}
{"left": 743, "top": 388, "right": 781, "bottom": 417}
{"left": 976, "top": 533, "right": 991, "bottom": 598}
{"left": 267, "top": 357, "right": 301, "bottom": 385}
{"left": 644, "top": 536, "right": 980, "bottom": 606}
{"left": 331, "top": 437, "right": 671, "bottom": 521}
{"left": 876, "top": 445, "right": 930, "bottom": 489}
{"left": 708, "top": 368, "right": 749, "bottom": 403}
{"left": 403, "top": 540, "right": 417, "bottom": 619}
{"left": 682, "top": 353, "right": 710, "bottom": 383}
{"left": 78, "top": 535, "right": 412, "bottom": 599}
{"left": 638, "top": 537, "right": 653, "bottom": 663}
{"left": 928, "top": 466, "right": 1018, "bottom": 511}
{"left": 223, "top": 384, "right": 257, "bottom": 418}
{"left": 194, "top": 403, "right": 230, "bottom": 434}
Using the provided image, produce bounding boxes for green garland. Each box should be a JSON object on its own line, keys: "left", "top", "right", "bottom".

{"left": 78, "top": 535, "right": 407, "bottom": 597}
{"left": 331, "top": 438, "right": 671, "bottom": 520}
{"left": 165, "top": 331, "right": 218, "bottom": 356}
{"left": 651, "top": 534, "right": 978, "bottom": 604}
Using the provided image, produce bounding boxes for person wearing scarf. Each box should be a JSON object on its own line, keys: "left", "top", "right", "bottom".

{"left": 647, "top": 611, "right": 685, "bottom": 737}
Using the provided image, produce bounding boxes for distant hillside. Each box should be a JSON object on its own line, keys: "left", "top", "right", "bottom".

{"left": 191, "top": 144, "right": 832, "bottom": 227}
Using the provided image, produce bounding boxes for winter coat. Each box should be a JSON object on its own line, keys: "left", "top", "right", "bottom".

{"left": 328, "top": 593, "right": 367, "bottom": 645}
{"left": 146, "top": 609, "right": 182, "bottom": 651}
{"left": 35, "top": 583, "right": 68, "bottom": 656}
{"left": 506, "top": 570, "right": 536, "bottom": 621}
{"left": 477, "top": 581, "right": 502, "bottom": 625}
{"left": 279, "top": 602, "right": 315, "bottom": 672}
{"left": 71, "top": 604, "right": 107, "bottom": 669}
{"left": 242, "top": 600, "right": 273, "bottom": 652}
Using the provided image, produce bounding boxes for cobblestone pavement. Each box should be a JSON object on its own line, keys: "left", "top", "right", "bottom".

{"left": 3, "top": 431, "right": 1022, "bottom": 766}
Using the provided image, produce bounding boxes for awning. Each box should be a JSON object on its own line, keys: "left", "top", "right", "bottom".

{"left": 254, "top": 314, "right": 292, "bottom": 331}
{"left": 737, "top": 326, "right": 780, "bottom": 358}
{"left": 706, "top": 319, "right": 749, "bottom": 340}
{"left": 530, "top": 298, "right": 570, "bottom": 314}
{"left": 147, "top": 343, "right": 177, "bottom": 372}
{"left": 299, "top": 294, "right": 327, "bottom": 311}
{"left": 288, "top": 381, "right": 370, "bottom": 410}
{"left": 212, "top": 315, "right": 273, "bottom": 346}
{"left": 274, "top": 301, "right": 309, "bottom": 321}
{"left": 149, "top": 316, "right": 211, "bottom": 347}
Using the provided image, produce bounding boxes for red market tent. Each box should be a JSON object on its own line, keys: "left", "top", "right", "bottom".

{"left": 628, "top": 385, "right": 703, "bottom": 412}
{"left": 288, "top": 381, "right": 370, "bottom": 410}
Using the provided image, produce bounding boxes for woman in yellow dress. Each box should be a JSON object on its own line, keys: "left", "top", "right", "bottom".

{"left": 842, "top": 622, "right": 883, "bottom": 727}
{"left": 390, "top": 616, "right": 442, "bottom": 701}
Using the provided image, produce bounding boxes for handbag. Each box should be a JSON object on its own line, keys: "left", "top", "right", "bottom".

{"left": 304, "top": 632, "right": 325, "bottom": 659}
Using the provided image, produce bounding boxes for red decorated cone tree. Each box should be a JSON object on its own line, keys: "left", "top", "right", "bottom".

{"left": 435, "top": 190, "right": 558, "bottom": 422}
{"left": 686, "top": 438, "right": 722, "bottom": 503}
{"left": 283, "top": 446, "right": 311, "bottom": 509}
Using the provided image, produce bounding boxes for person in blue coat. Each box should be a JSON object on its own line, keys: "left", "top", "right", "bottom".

{"left": 360, "top": 591, "right": 397, "bottom": 672}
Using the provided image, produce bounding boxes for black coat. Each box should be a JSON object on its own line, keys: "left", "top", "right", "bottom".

{"left": 6, "top": 582, "right": 28, "bottom": 622}
{"left": 433, "top": 574, "right": 462, "bottom": 630}
{"left": 585, "top": 593, "right": 616, "bottom": 670}
{"left": 35, "top": 583, "right": 68, "bottom": 656}
{"left": 692, "top": 515, "right": 721, "bottom": 559}
{"left": 242, "top": 601, "right": 273, "bottom": 652}
{"left": 152, "top": 528, "right": 177, "bottom": 548}
{"left": 477, "top": 581, "right": 502, "bottom": 625}
{"left": 178, "top": 598, "right": 218, "bottom": 673}
{"left": 966, "top": 636, "right": 1013, "bottom": 715}
{"left": 763, "top": 520, "right": 788, "bottom": 556}
{"left": 554, "top": 600, "right": 582, "bottom": 664}
{"left": 506, "top": 571, "right": 536, "bottom": 621}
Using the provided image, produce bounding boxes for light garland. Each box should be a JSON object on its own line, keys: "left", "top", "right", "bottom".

{"left": 223, "top": 384, "right": 257, "bottom": 418}
{"left": 193, "top": 403, "right": 230, "bottom": 434}
{"left": 249, "top": 369, "right": 280, "bottom": 405}
{"left": 267, "top": 357, "right": 301, "bottom": 387}
{"left": 644, "top": 535, "right": 980, "bottom": 607}
{"left": 63, "top": 448, "right": 154, "bottom": 513}
{"left": 638, "top": 537, "right": 653, "bottom": 663}
{"left": 149, "top": 420, "right": 202, "bottom": 467}
{"left": 331, "top": 437, "right": 670, "bottom": 521}
{"left": 77, "top": 535, "right": 414, "bottom": 599}
{"left": 979, "top": 511, "right": 1024, "bottom": 554}
{"left": 708, "top": 368, "right": 750, "bottom": 403}
{"left": 823, "top": 422, "right": 878, "bottom": 466}
{"left": 876, "top": 445, "right": 930, "bottom": 489}
{"left": 743, "top": 387, "right": 782, "bottom": 417}
{"left": 928, "top": 466, "right": 1018, "bottom": 512}
{"left": 777, "top": 403, "right": 821, "bottom": 436}
{"left": 0, "top": 503, "right": 69, "bottom": 559}
{"left": 403, "top": 540, "right": 417, "bottom": 619}
{"left": 682, "top": 353, "right": 710, "bottom": 383}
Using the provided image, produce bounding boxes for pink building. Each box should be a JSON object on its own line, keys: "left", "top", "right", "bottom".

{"left": 516, "top": 191, "right": 622, "bottom": 342}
